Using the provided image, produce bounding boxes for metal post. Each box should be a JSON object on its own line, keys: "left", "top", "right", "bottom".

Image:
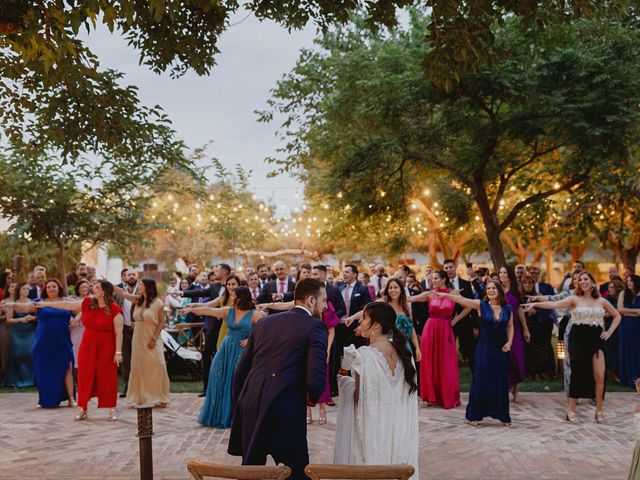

{"left": 136, "top": 405, "right": 154, "bottom": 480}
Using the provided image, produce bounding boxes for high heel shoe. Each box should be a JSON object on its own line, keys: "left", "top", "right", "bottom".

{"left": 566, "top": 411, "right": 580, "bottom": 423}
{"left": 68, "top": 399, "right": 77, "bottom": 408}
{"left": 318, "top": 414, "right": 327, "bottom": 425}
{"left": 108, "top": 409, "right": 117, "bottom": 422}
{"left": 306, "top": 413, "right": 313, "bottom": 424}
{"left": 75, "top": 410, "right": 88, "bottom": 421}
{"left": 595, "top": 411, "right": 605, "bottom": 424}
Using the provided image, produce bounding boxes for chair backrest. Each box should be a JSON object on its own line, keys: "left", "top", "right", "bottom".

{"left": 304, "top": 464, "right": 415, "bottom": 480}
{"left": 186, "top": 460, "right": 292, "bottom": 480}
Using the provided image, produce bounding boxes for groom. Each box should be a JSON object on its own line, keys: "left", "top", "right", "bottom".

{"left": 228, "top": 278, "right": 328, "bottom": 479}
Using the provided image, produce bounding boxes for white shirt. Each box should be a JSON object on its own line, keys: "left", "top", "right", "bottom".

{"left": 122, "top": 284, "right": 138, "bottom": 327}
{"left": 294, "top": 305, "right": 312, "bottom": 316}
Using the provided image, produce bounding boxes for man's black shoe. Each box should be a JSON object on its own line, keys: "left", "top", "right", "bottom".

{"left": 119, "top": 392, "right": 126, "bottom": 398}
{"left": 198, "top": 392, "right": 206, "bottom": 398}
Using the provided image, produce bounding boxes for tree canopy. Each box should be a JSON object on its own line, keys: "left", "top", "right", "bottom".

{"left": 261, "top": 12, "right": 640, "bottom": 268}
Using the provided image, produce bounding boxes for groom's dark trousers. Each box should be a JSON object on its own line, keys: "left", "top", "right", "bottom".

{"left": 228, "top": 307, "right": 328, "bottom": 480}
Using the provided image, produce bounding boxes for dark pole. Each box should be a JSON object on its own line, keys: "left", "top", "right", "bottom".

{"left": 136, "top": 406, "right": 154, "bottom": 480}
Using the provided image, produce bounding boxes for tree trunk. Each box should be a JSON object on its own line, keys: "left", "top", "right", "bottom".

{"left": 56, "top": 238, "right": 68, "bottom": 293}
{"left": 474, "top": 189, "right": 507, "bottom": 269}
{"left": 621, "top": 248, "right": 639, "bottom": 270}
{"left": 544, "top": 239, "right": 555, "bottom": 284}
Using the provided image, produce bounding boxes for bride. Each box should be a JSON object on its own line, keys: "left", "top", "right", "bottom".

{"left": 334, "top": 302, "right": 419, "bottom": 478}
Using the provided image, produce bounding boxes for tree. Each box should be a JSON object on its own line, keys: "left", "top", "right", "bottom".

{"left": 0, "top": 1, "right": 627, "bottom": 171}
{"left": 0, "top": 151, "right": 192, "bottom": 289}
{"left": 565, "top": 158, "right": 640, "bottom": 269}
{"left": 261, "top": 13, "right": 640, "bottom": 268}
{"left": 130, "top": 161, "right": 277, "bottom": 270}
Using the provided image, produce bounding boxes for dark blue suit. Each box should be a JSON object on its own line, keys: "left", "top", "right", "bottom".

{"left": 228, "top": 307, "right": 327, "bottom": 479}
{"left": 537, "top": 282, "right": 555, "bottom": 296}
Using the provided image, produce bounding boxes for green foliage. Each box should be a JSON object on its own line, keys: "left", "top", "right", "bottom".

{"left": 261, "top": 12, "right": 640, "bottom": 266}
{"left": 0, "top": 150, "right": 197, "bottom": 283}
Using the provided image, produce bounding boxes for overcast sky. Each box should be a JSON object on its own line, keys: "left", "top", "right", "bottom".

{"left": 84, "top": 10, "right": 317, "bottom": 216}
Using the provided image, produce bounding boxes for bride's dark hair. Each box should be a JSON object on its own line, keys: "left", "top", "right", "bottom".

{"left": 362, "top": 302, "right": 418, "bottom": 394}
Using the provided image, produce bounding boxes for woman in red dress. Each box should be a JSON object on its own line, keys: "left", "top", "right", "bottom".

{"left": 410, "top": 270, "right": 469, "bottom": 408}
{"left": 42, "top": 280, "right": 123, "bottom": 421}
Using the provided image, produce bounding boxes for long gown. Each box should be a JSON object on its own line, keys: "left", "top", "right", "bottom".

{"left": 32, "top": 306, "right": 74, "bottom": 407}
{"left": 466, "top": 301, "right": 512, "bottom": 424}
{"left": 619, "top": 294, "right": 640, "bottom": 388}
{"left": 4, "top": 311, "right": 36, "bottom": 388}
{"left": 395, "top": 312, "right": 415, "bottom": 353}
{"left": 198, "top": 308, "right": 254, "bottom": 428}
{"left": 524, "top": 306, "right": 555, "bottom": 378}
{"left": 567, "top": 307, "right": 606, "bottom": 399}
{"left": 334, "top": 345, "right": 419, "bottom": 478}
{"left": 316, "top": 302, "right": 341, "bottom": 404}
{"left": 216, "top": 296, "right": 234, "bottom": 350}
{"left": 420, "top": 289, "right": 460, "bottom": 408}
{"left": 505, "top": 291, "right": 526, "bottom": 388}
{"left": 77, "top": 298, "right": 122, "bottom": 410}
{"left": 126, "top": 298, "right": 170, "bottom": 406}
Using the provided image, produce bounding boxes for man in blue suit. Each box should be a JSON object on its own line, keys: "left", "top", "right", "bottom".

{"left": 529, "top": 266, "right": 555, "bottom": 296}
{"left": 336, "top": 264, "right": 373, "bottom": 350}
{"left": 228, "top": 278, "right": 328, "bottom": 480}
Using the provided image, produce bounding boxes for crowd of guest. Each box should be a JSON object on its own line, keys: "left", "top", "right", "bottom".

{"left": 0, "top": 258, "right": 638, "bottom": 428}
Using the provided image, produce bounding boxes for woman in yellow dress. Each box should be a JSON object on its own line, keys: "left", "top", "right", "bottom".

{"left": 116, "top": 278, "right": 170, "bottom": 407}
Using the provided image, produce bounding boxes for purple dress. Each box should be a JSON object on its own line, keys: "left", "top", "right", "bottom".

{"left": 506, "top": 291, "right": 526, "bottom": 388}
{"left": 316, "top": 301, "right": 341, "bottom": 404}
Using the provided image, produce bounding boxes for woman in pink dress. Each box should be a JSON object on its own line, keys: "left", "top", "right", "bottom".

{"left": 410, "top": 270, "right": 468, "bottom": 408}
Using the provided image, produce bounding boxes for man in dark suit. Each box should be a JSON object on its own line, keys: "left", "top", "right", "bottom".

{"left": 28, "top": 267, "right": 47, "bottom": 299}
{"left": 116, "top": 267, "right": 138, "bottom": 397}
{"left": 443, "top": 258, "right": 477, "bottom": 366}
{"left": 529, "top": 266, "right": 555, "bottom": 296}
{"left": 336, "top": 264, "right": 373, "bottom": 356}
{"left": 228, "top": 278, "right": 328, "bottom": 479}
{"left": 256, "top": 261, "right": 295, "bottom": 312}
{"left": 312, "top": 264, "right": 346, "bottom": 397}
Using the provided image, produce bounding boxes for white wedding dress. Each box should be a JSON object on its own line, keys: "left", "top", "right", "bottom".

{"left": 334, "top": 345, "right": 420, "bottom": 478}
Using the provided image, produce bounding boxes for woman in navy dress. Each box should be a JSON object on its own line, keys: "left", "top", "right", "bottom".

{"left": 436, "top": 279, "right": 514, "bottom": 425}
{"left": 12, "top": 278, "right": 75, "bottom": 407}
{"left": 185, "top": 287, "right": 262, "bottom": 428}
{"left": 618, "top": 275, "right": 640, "bottom": 388}
{"left": 4, "top": 283, "right": 37, "bottom": 388}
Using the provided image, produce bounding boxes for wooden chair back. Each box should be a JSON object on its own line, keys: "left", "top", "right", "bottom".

{"left": 304, "top": 464, "right": 415, "bottom": 480}
{"left": 186, "top": 460, "right": 292, "bottom": 480}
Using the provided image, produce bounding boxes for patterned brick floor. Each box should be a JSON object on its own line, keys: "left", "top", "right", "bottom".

{"left": 0, "top": 392, "right": 636, "bottom": 479}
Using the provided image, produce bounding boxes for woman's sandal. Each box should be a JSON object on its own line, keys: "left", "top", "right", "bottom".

{"left": 108, "top": 409, "right": 118, "bottom": 422}
{"left": 318, "top": 414, "right": 327, "bottom": 425}
{"left": 75, "top": 410, "right": 88, "bottom": 421}
{"left": 566, "top": 411, "right": 580, "bottom": 423}
{"left": 595, "top": 411, "right": 605, "bottom": 424}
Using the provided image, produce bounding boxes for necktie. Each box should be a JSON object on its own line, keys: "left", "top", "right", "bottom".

{"left": 377, "top": 277, "right": 382, "bottom": 291}
{"left": 344, "top": 284, "right": 351, "bottom": 315}
{"left": 252, "top": 289, "right": 257, "bottom": 300}
{"left": 279, "top": 281, "right": 285, "bottom": 294}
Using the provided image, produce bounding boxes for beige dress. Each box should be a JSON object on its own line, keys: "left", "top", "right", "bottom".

{"left": 126, "top": 298, "right": 170, "bottom": 405}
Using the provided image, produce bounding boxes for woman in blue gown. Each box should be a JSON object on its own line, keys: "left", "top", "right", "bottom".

{"left": 5, "top": 283, "right": 37, "bottom": 388}
{"left": 435, "top": 279, "right": 514, "bottom": 425}
{"left": 12, "top": 278, "right": 75, "bottom": 407}
{"left": 183, "top": 287, "right": 262, "bottom": 428}
{"left": 619, "top": 275, "right": 640, "bottom": 388}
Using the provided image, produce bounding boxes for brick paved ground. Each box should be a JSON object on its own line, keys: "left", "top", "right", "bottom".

{"left": 0, "top": 392, "right": 636, "bottom": 480}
